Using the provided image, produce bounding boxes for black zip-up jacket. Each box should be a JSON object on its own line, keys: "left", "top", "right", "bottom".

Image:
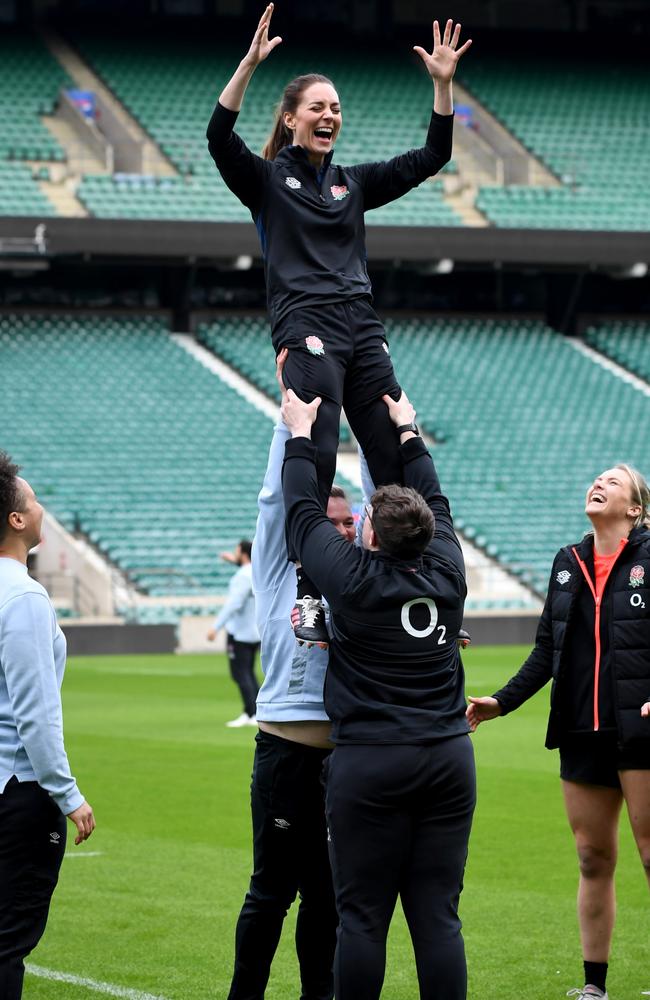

{"left": 282, "top": 434, "right": 469, "bottom": 744}
{"left": 206, "top": 102, "right": 453, "bottom": 330}
{"left": 494, "top": 527, "right": 650, "bottom": 749}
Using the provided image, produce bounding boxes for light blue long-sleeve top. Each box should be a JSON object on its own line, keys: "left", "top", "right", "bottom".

{"left": 213, "top": 561, "right": 259, "bottom": 644}
{"left": 252, "top": 423, "right": 373, "bottom": 722}
{"left": 0, "top": 557, "right": 84, "bottom": 816}
{"left": 252, "top": 423, "right": 330, "bottom": 721}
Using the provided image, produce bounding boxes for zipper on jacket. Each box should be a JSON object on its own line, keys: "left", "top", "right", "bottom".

{"left": 571, "top": 546, "right": 623, "bottom": 732}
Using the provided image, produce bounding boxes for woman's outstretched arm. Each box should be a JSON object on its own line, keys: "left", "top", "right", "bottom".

{"left": 219, "top": 3, "right": 282, "bottom": 111}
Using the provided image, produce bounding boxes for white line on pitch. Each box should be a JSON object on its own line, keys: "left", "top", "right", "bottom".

{"left": 25, "top": 964, "right": 171, "bottom": 999}
{"left": 65, "top": 851, "right": 104, "bottom": 858}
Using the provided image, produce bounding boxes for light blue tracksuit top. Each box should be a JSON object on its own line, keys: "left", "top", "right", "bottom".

{"left": 0, "top": 557, "right": 83, "bottom": 816}
{"left": 213, "top": 561, "right": 259, "bottom": 644}
{"left": 252, "top": 422, "right": 372, "bottom": 722}
{"left": 252, "top": 423, "right": 330, "bottom": 721}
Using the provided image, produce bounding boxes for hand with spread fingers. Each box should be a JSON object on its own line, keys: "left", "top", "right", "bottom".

{"left": 244, "top": 3, "right": 283, "bottom": 68}
{"left": 414, "top": 18, "right": 472, "bottom": 84}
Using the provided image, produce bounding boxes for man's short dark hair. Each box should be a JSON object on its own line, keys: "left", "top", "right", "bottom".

{"left": 239, "top": 539, "right": 253, "bottom": 559}
{"left": 0, "top": 450, "right": 22, "bottom": 543}
{"left": 329, "top": 484, "right": 348, "bottom": 501}
{"left": 370, "top": 485, "right": 434, "bottom": 559}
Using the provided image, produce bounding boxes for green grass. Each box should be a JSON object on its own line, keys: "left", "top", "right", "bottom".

{"left": 23, "top": 648, "right": 648, "bottom": 1000}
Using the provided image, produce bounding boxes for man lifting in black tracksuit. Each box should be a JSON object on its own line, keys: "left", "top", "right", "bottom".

{"left": 279, "top": 375, "right": 476, "bottom": 1000}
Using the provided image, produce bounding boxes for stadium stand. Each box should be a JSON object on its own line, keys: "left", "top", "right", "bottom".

{"left": 584, "top": 320, "right": 650, "bottom": 381}
{"left": 3, "top": 307, "right": 648, "bottom": 603}
{"left": 0, "top": 162, "right": 56, "bottom": 217}
{"left": 0, "top": 30, "right": 71, "bottom": 216}
{"left": 194, "top": 315, "right": 650, "bottom": 595}
{"left": 385, "top": 317, "right": 650, "bottom": 594}
{"left": 0, "top": 314, "right": 273, "bottom": 596}
{"left": 0, "top": 31, "right": 69, "bottom": 162}
{"left": 70, "top": 36, "right": 463, "bottom": 225}
{"left": 460, "top": 53, "right": 650, "bottom": 230}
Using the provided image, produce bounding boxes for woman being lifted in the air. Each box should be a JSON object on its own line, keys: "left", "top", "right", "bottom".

{"left": 207, "top": 4, "right": 471, "bottom": 646}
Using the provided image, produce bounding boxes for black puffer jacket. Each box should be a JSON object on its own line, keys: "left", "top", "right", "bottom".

{"left": 494, "top": 526, "right": 650, "bottom": 749}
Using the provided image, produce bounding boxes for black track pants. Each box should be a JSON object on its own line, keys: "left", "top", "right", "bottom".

{"left": 325, "top": 737, "right": 476, "bottom": 1000}
{"left": 0, "top": 778, "right": 67, "bottom": 1000}
{"left": 272, "top": 298, "right": 403, "bottom": 510}
{"left": 228, "top": 731, "right": 337, "bottom": 1000}
{"left": 226, "top": 635, "right": 260, "bottom": 718}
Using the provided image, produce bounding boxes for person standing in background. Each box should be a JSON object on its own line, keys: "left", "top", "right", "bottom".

{"left": 0, "top": 450, "right": 95, "bottom": 1000}
{"left": 208, "top": 540, "right": 260, "bottom": 728}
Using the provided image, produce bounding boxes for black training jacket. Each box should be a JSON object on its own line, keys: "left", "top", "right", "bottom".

{"left": 493, "top": 527, "right": 650, "bottom": 750}
{"left": 206, "top": 102, "right": 453, "bottom": 330}
{"left": 282, "top": 434, "right": 469, "bottom": 744}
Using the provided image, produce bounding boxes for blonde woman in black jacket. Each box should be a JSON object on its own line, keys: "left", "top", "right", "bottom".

{"left": 467, "top": 464, "right": 650, "bottom": 1000}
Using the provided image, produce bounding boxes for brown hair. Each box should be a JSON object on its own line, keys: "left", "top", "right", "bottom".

{"left": 615, "top": 463, "right": 650, "bottom": 528}
{"left": 370, "top": 485, "right": 434, "bottom": 558}
{"left": 262, "top": 73, "right": 336, "bottom": 160}
{"left": 329, "top": 484, "right": 348, "bottom": 501}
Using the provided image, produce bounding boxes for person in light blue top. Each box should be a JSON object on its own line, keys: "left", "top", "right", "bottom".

{"left": 207, "top": 539, "right": 260, "bottom": 727}
{"left": 0, "top": 450, "right": 95, "bottom": 1000}
{"left": 225, "top": 365, "right": 361, "bottom": 1000}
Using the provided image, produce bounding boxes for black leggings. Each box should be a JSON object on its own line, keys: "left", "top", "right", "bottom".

{"left": 0, "top": 778, "right": 67, "bottom": 1000}
{"left": 228, "top": 731, "right": 337, "bottom": 1000}
{"left": 226, "top": 635, "right": 260, "bottom": 718}
{"left": 324, "top": 737, "right": 476, "bottom": 1000}
{"left": 272, "top": 298, "right": 403, "bottom": 510}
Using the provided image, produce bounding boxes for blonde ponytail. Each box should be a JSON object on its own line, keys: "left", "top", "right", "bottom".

{"left": 616, "top": 463, "right": 650, "bottom": 528}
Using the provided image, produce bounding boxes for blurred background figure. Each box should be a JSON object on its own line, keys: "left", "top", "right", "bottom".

{"left": 207, "top": 540, "right": 260, "bottom": 728}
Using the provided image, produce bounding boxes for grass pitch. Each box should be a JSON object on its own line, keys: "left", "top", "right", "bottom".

{"left": 24, "top": 647, "right": 648, "bottom": 1000}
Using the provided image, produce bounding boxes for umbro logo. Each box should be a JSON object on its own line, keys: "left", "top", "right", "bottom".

{"left": 49, "top": 831, "right": 61, "bottom": 844}
{"left": 274, "top": 817, "right": 291, "bottom": 830}
{"left": 556, "top": 570, "right": 571, "bottom": 585}
{"left": 285, "top": 177, "right": 301, "bottom": 190}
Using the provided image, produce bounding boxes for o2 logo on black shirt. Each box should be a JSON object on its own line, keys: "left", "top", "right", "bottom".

{"left": 401, "top": 598, "right": 447, "bottom": 644}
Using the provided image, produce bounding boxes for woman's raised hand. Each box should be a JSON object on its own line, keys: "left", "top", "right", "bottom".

{"left": 244, "top": 3, "right": 283, "bottom": 67}
{"left": 414, "top": 19, "right": 472, "bottom": 83}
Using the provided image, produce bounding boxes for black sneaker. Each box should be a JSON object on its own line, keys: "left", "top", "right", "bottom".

{"left": 291, "top": 595, "right": 329, "bottom": 648}
{"left": 458, "top": 628, "right": 471, "bottom": 649}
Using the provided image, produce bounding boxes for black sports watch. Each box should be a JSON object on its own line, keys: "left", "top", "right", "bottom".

{"left": 396, "top": 422, "right": 419, "bottom": 436}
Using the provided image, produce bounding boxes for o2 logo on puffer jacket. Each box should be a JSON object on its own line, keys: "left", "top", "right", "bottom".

{"left": 330, "top": 184, "right": 349, "bottom": 201}
{"left": 629, "top": 565, "right": 645, "bottom": 588}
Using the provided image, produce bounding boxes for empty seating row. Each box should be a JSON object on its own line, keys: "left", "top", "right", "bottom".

{"left": 584, "top": 320, "right": 650, "bottom": 381}
{"left": 0, "top": 314, "right": 275, "bottom": 595}
{"left": 459, "top": 51, "right": 649, "bottom": 229}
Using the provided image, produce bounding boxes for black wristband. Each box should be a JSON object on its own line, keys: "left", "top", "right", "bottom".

{"left": 396, "top": 423, "right": 419, "bottom": 436}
